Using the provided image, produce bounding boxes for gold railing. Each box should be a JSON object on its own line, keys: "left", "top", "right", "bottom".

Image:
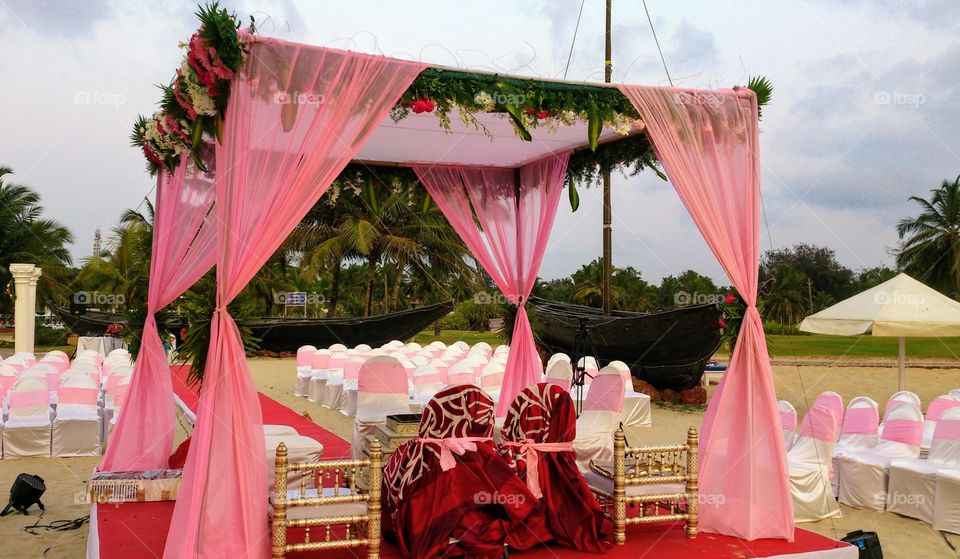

{"left": 272, "top": 438, "right": 382, "bottom": 559}
{"left": 587, "top": 427, "right": 698, "bottom": 544}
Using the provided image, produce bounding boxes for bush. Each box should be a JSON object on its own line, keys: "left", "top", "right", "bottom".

{"left": 763, "top": 322, "right": 809, "bottom": 336}
{"left": 35, "top": 326, "right": 71, "bottom": 347}
{"left": 440, "top": 299, "right": 507, "bottom": 332}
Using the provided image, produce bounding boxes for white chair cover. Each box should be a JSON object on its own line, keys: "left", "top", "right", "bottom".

{"left": 838, "top": 403, "right": 923, "bottom": 511}
{"left": 778, "top": 400, "right": 798, "bottom": 451}
{"left": 545, "top": 359, "right": 573, "bottom": 392}
{"left": 546, "top": 352, "right": 570, "bottom": 368}
{"left": 446, "top": 362, "right": 476, "bottom": 386}
{"left": 320, "top": 353, "right": 349, "bottom": 409}
{"left": 886, "top": 408, "right": 960, "bottom": 523}
{"left": 411, "top": 364, "right": 444, "bottom": 406}
{"left": 832, "top": 396, "right": 880, "bottom": 496}
{"left": 350, "top": 356, "right": 410, "bottom": 458}
{"left": 296, "top": 345, "right": 317, "bottom": 375}
{"left": 303, "top": 349, "right": 330, "bottom": 400}
{"left": 933, "top": 468, "right": 960, "bottom": 534}
{"left": 52, "top": 376, "right": 101, "bottom": 457}
{"left": 478, "top": 362, "right": 505, "bottom": 402}
{"left": 813, "top": 391, "right": 844, "bottom": 438}
{"left": 3, "top": 377, "right": 52, "bottom": 458}
{"left": 787, "top": 405, "right": 840, "bottom": 522}
{"left": 573, "top": 373, "right": 624, "bottom": 472}
{"left": 922, "top": 395, "right": 960, "bottom": 449}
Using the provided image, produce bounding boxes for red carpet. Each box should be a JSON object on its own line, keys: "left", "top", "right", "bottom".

{"left": 92, "top": 366, "right": 854, "bottom": 558}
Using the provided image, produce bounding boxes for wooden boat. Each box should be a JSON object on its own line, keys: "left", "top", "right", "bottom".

{"left": 48, "top": 301, "right": 452, "bottom": 353}
{"left": 529, "top": 297, "right": 722, "bottom": 390}
{"left": 243, "top": 301, "right": 453, "bottom": 352}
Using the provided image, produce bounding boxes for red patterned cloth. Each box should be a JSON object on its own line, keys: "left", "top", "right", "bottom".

{"left": 500, "top": 383, "right": 608, "bottom": 552}
{"left": 383, "top": 384, "right": 536, "bottom": 558}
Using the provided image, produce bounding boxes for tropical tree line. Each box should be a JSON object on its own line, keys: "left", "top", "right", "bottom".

{"left": 5, "top": 165, "right": 960, "bottom": 337}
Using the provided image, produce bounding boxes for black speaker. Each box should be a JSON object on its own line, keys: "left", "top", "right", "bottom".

{"left": 841, "top": 530, "right": 882, "bottom": 559}
{"left": 1, "top": 474, "right": 46, "bottom": 516}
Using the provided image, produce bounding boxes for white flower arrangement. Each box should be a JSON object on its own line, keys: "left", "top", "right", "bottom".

{"left": 180, "top": 58, "right": 218, "bottom": 117}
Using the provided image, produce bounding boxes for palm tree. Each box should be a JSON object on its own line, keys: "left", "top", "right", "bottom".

{"left": 764, "top": 265, "right": 807, "bottom": 324}
{"left": 896, "top": 176, "right": 960, "bottom": 297}
{"left": 0, "top": 167, "right": 74, "bottom": 316}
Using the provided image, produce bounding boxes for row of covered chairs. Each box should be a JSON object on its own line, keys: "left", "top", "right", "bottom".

{"left": 782, "top": 389, "right": 960, "bottom": 533}
{"left": 0, "top": 348, "right": 132, "bottom": 458}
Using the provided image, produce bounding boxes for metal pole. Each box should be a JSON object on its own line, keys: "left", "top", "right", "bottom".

{"left": 898, "top": 336, "right": 906, "bottom": 391}
{"left": 602, "top": 0, "right": 613, "bottom": 316}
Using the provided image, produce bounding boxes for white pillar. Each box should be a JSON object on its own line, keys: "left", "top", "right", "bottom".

{"left": 10, "top": 263, "right": 36, "bottom": 354}
{"left": 28, "top": 267, "right": 42, "bottom": 351}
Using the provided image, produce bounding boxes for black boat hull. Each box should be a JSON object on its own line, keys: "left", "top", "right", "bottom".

{"left": 529, "top": 297, "right": 721, "bottom": 391}
{"left": 245, "top": 301, "right": 453, "bottom": 352}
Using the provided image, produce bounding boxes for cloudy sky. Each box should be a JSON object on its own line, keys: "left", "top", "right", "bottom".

{"left": 1, "top": 0, "right": 958, "bottom": 285}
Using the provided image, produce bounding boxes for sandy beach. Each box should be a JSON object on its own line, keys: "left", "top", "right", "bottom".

{"left": 2, "top": 360, "right": 959, "bottom": 558}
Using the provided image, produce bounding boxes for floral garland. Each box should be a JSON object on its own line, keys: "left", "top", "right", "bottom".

{"left": 130, "top": 3, "right": 250, "bottom": 175}
{"left": 390, "top": 69, "right": 639, "bottom": 149}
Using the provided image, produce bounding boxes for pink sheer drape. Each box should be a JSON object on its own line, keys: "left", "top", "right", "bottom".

{"left": 618, "top": 85, "right": 793, "bottom": 540}
{"left": 100, "top": 160, "right": 216, "bottom": 471}
{"left": 163, "top": 36, "right": 424, "bottom": 558}
{"left": 414, "top": 153, "right": 569, "bottom": 416}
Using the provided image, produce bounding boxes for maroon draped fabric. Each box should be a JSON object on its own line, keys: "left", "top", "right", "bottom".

{"left": 501, "top": 383, "right": 607, "bottom": 552}
{"left": 383, "top": 385, "right": 536, "bottom": 558}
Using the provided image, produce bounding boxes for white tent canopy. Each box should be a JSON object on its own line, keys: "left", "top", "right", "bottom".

{"left": 799, "top": 273, "right": 960, "bottom": 389}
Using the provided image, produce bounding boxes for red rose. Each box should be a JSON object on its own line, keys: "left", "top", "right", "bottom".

{"left": 411, "top": 98, "right": 434, "bottom": 114}
{"left": 719, "top": 318, "right": 727, "bottom": 328}
{"left": 724, "top": 294, "right": 736, "bottom": 304}
{"left": 537, "top": 109, "right": 549, "bottom": 119}
{"left": 524, "top": 108, "right": 535, "bottom": 115}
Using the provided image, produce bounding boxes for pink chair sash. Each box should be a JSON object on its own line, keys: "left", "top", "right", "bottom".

{"left": 882, "top": 419, "right": 923, "bottom": 446}
{"left": 358, "top": 369, "right": 407, "bottom": 394}
{"left": 934, "top": 419, "right": 960, "bottom": 441}
{"left": 842, "top": 407, "right": 879, "bottom": 435}
{"left": 480, "top": 373, "right": 504, "bottom": 389}
{"left": 814, "top": 393, "right": 844, "bottom": 426}
{"left": 107, "top": 375, "right": 130, "bottom": 394}
{"left": 59, "top": 387, "right": 99, "bottom": 405}
{"left": 500, "top": 439, "right": 574, "bottom": 498}
{"left": 927, "top": 396, "right": 960, "bottom": 422}
{"left": 45, "top": 373, "right": 61, "bottom": 392}
{"left": 418, "top": 436, "right": 491, "bottom": 471}
{"left": 296, "top": 349, "right": 314, "bottom": 367}
{"left": 779, "top": 410, "right": 797, "bottom": 431}
{"left": 10, "top": 390, "right": 49, "bottom": 408}
{"left": 583, "top": 374, "right": 625, "bottom": 412}
{"left": 310, "top": 353, "right": 330, "bottom": 370}
{"left": 0, "top": 376, "right": 16, "bottom": 395}
{"left": 798, "top": 406, "right": 837, "bottom": 442}
{"left": 413, "top": 373, "right": 443, "bottom": 385}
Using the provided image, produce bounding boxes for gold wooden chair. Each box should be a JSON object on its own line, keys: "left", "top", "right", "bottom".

{"left": 584, "top": 427, "right": 698, "bottom": 544}
{"left": 271, "top": 439, "right": 382, "bottom": 559}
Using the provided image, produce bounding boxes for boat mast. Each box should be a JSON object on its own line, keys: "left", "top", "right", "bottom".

{"left": 602, "top": 0, "right": 613, "bottom": 316}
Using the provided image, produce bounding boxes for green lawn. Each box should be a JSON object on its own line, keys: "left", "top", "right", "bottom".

{"left": 415, "top": 329, "right": 503, "bottom": 346}
{"left": 420, "top": 330, "right": 960, "bottom": 361}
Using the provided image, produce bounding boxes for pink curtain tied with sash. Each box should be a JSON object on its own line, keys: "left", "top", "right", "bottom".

{"left": 414, "top": 153, "right": 569, "bottom": 416}
{"left": 618, "top": 85, "right": 793, "bottom": 540}
{"left": 163, "top": 36, "right": 424, "bottom": 558}
{"left": 101, "top": 160, "right": 216, "bottom": 472}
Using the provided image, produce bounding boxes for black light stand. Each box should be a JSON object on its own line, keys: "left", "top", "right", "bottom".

{"left": 570, "top": 317, "right": 600, "bottom": 416}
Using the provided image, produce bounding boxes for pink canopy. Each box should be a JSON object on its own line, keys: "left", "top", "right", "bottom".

{"left": 163, "top": 36, "right": 424, "bottom": 557}
{"left": 101, "top": 160, "right": 216, "bottom": 472}
{"left": 618, "top": 85, "right": 793, "bottom": 540}
{"left": 414, "top": 153, "right": 569, "bottom": 416}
